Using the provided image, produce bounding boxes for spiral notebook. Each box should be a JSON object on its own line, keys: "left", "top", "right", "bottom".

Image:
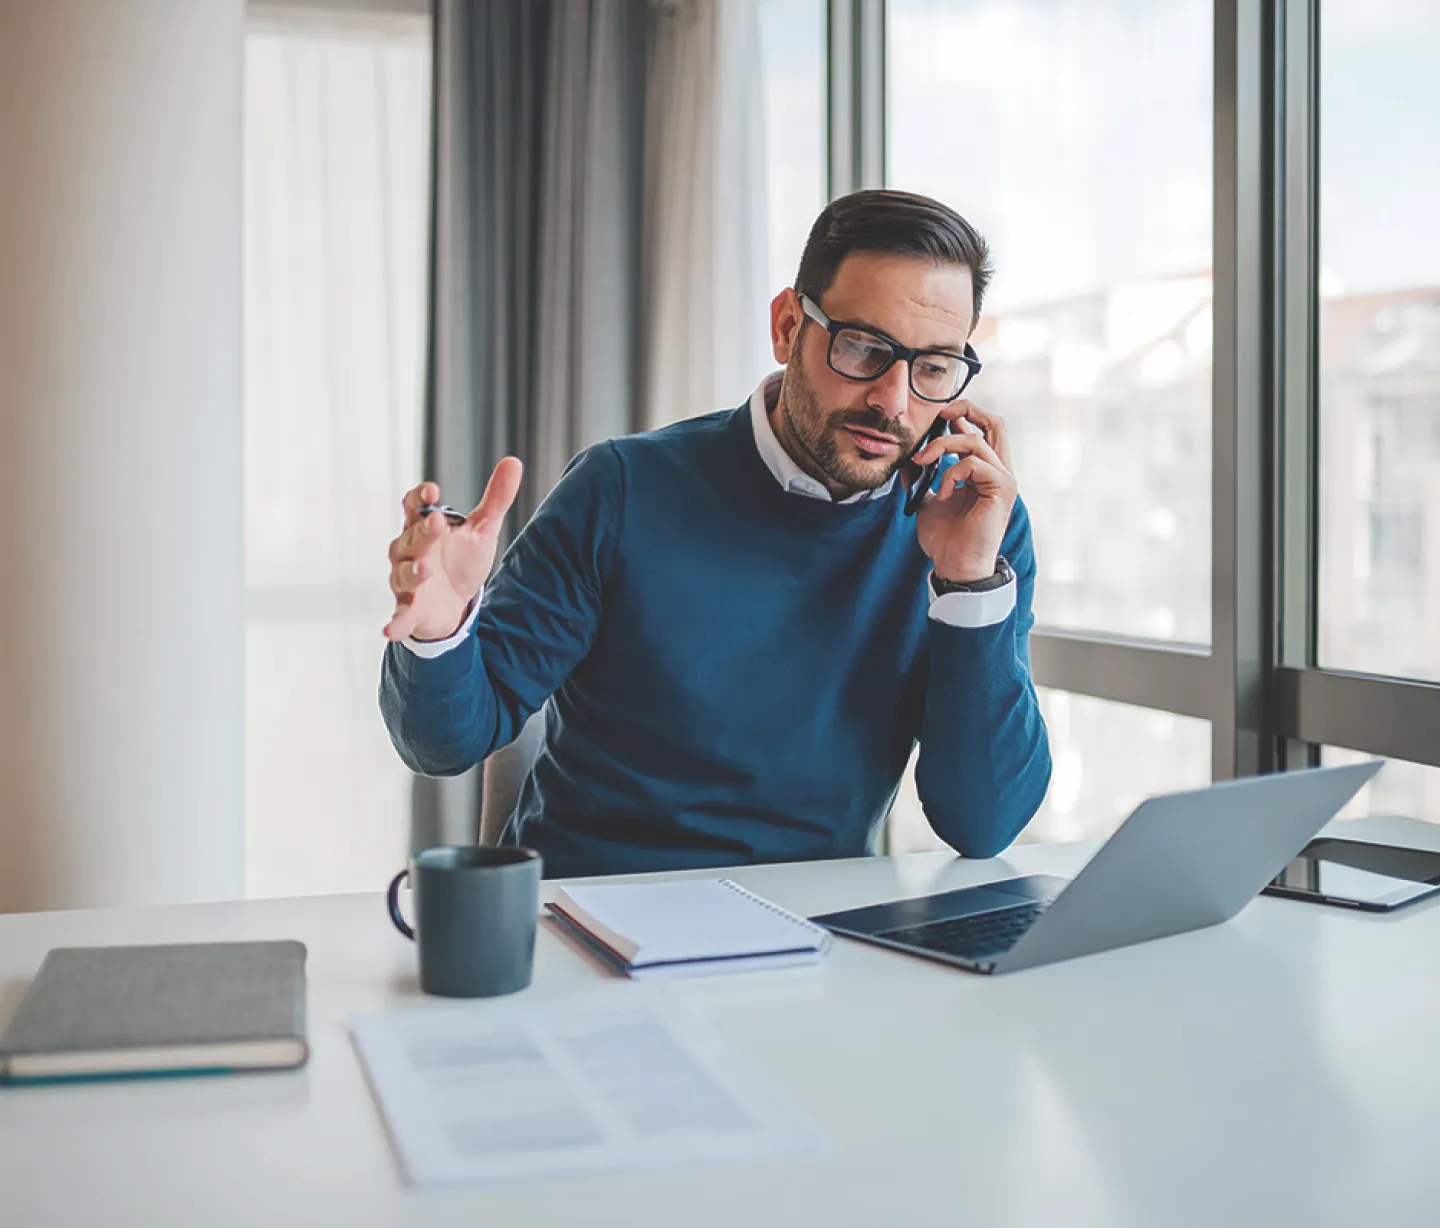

{"left": 546, "top": 879, "right": 832, "bottom": 979}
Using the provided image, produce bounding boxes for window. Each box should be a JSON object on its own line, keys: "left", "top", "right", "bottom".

{"left": 758, "top": 0, "right": 826, "bottom": 296}
{"left": 888, "top": 690, "right": 1210, "bottom": 853}
{"left": 1318, "top": 1, "right": 1440, "bottom": 685}
{"left": 887, "top": 0, "right": 1214, "bottom": 645}
{"left": 243, "top": 8, "right": 431, "bottom": 897}
{"left": 1324, "top": 748, "right": 1440, "bottom": 825}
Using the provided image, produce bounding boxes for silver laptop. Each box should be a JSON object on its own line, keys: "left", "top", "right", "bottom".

{"left": 811, "top": 761, "right": 1384, "bottom": 975}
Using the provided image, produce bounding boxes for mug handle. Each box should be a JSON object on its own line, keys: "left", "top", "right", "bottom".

{"left": 386, "top": 869, "right": 415, "bottom": 940}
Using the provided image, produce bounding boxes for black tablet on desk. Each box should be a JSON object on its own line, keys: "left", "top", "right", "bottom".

{"left": 1262, "top": 837, "right": 1440, "bottom": 912}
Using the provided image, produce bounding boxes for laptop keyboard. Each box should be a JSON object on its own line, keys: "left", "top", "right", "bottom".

{"left": 878, "top": 900, "right": 1048, "bottom": 961}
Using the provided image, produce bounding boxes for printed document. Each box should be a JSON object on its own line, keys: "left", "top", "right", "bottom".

{"left": 350, "top": 988, "right": 825, "bottom": 1189}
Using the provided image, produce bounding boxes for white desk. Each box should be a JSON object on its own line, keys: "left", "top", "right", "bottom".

{"left": 3, "top": 817, "right": 1439, "bottom": 1228}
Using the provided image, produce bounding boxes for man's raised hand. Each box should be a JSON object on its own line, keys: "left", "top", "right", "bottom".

{"left": 382, "top": 457, "right": 524, "bottom": 642}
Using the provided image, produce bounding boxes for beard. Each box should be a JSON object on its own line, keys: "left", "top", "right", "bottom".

{"left": 777, "top": 346, "right": 919, "bottom": 498}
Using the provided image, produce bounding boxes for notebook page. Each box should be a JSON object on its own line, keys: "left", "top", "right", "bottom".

{"left": 556, "top": 880, "right": 825, "bottom": 966}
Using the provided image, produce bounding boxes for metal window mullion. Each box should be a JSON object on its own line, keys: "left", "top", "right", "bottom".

{"left": 826, "top": 0, "right": 854, "bottom": 198}
{"left": 1213, "top": 0, "right": 1278, "bottom": 781}
{"left": 827, "top": 0, "right": 885, "bottom": 199}
{"left": 854, "top": 0, "right": 885, "bottom": 187}
{"left": 1031, "top": 632, "right": 1217, "bottom": 723}
{"left": 1277, "top": 668, "right": 1440, "bottom": 769}
{"left": 1274, "top": 0, "right": 1322, "bottom": 770}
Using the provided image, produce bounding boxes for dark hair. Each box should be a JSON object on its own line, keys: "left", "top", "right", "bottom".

{"left": 794, "top": 189, "right": 993, "bottom": 326}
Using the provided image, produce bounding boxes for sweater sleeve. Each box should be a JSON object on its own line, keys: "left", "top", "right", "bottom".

{"left": 379, "top": 442, "right": 623, "bottom": 776}
{"left": 912, "top": 496, "right": 1053, "bottom": 857}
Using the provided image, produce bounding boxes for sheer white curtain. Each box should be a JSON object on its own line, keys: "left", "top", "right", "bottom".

{"left": 243, "top": 5, "right": 431, "bottom": 897}
{"left": 643, "top": 0, "right": 773, "bottom": 427}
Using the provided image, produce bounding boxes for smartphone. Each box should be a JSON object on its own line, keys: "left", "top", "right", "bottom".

{"left": 1261, "top": 836, "right": 1440, "bottom": 912}
{"left": 904, "top": 416, "right": 951, "bottom": 516}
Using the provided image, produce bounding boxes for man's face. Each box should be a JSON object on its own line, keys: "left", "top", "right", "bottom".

{"left": 769, "top": 253, "right": 975, "bottom": 498}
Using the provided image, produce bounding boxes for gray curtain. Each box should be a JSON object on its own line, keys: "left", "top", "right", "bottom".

{"left": 412, "top": 0, "right": 648, "bottom": 851}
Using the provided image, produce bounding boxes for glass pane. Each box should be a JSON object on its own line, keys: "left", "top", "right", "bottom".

{"left": 1322, "top": 747, "right": 1440, "bottom": 825}
{"left": 888, "top": 688, "right": 1211, "bottom": 852}
{"left": 887, "top": 0, "right": 1213, "bottom": 643}
{"left": 246, "top": 623, "right": 415, "bottom": 897}
{"left": 759, "top": 0, "right": 826, "bottom": 294}
{"left": 1318, "top": 3, "right": 1440, "bottom": 683}
{"left": 244, "top": 15, "right": 430, "bottom": 896}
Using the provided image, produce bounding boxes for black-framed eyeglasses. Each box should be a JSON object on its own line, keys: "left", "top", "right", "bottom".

{"left": 798, "top": 293, "right": 981, "bottom": 403}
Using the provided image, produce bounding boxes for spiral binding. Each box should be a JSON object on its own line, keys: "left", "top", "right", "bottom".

{"left": 717, "top": 879, "right": 831, "bottom": 945}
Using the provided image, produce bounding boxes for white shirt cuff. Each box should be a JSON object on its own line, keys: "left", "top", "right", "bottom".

{"left": 927, "top": 572, "right": 1017, "bottom": 629}
{"left": 400, "top": 591, "right": 483, "bottom": 659}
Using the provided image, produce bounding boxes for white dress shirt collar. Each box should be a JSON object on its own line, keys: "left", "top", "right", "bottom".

{"left": 748, "top": 373, "right": 898, "bottom": 505}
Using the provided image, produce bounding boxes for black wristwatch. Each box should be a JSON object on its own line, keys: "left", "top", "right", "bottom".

{"left": 932, "top": 556, "right": 1014, "bottom": 595}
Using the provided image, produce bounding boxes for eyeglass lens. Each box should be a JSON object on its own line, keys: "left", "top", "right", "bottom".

{"left": 828, "top": 328, "right": 966, "bottom": 401}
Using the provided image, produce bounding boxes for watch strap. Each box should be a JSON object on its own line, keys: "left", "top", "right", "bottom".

{"left": 932, "top": 556, "right": 1014, "bottom": 595}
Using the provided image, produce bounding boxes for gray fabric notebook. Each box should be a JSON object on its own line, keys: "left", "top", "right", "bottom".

{"left": 0, "top": 940, "right": 309, "bottom": 1085}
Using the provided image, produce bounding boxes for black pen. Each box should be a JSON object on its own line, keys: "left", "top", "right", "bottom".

{"left": 417, "top": 503, "right": 468, "bottom": 526}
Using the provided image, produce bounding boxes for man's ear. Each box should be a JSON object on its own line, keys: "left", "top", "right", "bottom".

{"left": 770, "top": 288, "right": 803, "bottom": 365}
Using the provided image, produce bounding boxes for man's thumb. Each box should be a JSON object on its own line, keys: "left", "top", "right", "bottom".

{"left": 466, "top": 456, "right": 524, "bottom": 533}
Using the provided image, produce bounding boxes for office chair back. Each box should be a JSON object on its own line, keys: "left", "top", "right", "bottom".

{"left": 479, "top": 710, "right": 545, "bottom": 845}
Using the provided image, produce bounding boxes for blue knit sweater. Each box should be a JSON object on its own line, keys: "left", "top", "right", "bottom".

{"left": 380, "top": 404, "right": 1051, "bottom": 878}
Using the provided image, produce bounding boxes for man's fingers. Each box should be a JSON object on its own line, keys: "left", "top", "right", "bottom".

{"left": 389, "top": 558, "right": 426, "bottom": 597}
{"left": 386, "top": 524, "right": 418, "bottom": 567}
{"left": 955, "top": 401, "right": 1012, "bottom": 469}
{"left": 388, "top": 508, "right": 449, "bottom": 564}
{"left": 401, "top": 481, "right": 441, "bottom": 526}
{"left": 383, "top": 594, "right": 419, "bottom": 641}
{"left": 916, "top": 429, "right": 1006, "bottom": 473}
{"left": 466, "top": 456, "right": 525, "bottom": 536}
{"left": 936, "top": 454, "right": 1010, "bottom": 501}
{"left": 936, "top": 403, "right": 982, "bottom": 432}
{"left": 937, "top": 456, "right": 978, "bottom": 500}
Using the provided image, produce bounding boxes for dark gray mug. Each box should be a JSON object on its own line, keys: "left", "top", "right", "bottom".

{"left": 386, "top": 846, "right": 542, "bottom": 998}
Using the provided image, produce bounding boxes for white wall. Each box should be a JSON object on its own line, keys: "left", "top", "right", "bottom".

{"left": 0, "top": 0, "right": 246, "bottom": 912}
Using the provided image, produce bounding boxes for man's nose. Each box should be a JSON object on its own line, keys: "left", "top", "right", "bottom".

{"left": 866, "top": 357, "right": 913, "bottom": 421}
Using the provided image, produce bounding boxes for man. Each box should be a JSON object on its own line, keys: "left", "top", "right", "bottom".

{"left": 380, "top": 189, "right": 1051, "bottom": 878}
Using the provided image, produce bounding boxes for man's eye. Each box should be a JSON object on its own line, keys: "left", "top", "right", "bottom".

{"left": 835, "top": 331, "right": 889, "bottom": 367}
